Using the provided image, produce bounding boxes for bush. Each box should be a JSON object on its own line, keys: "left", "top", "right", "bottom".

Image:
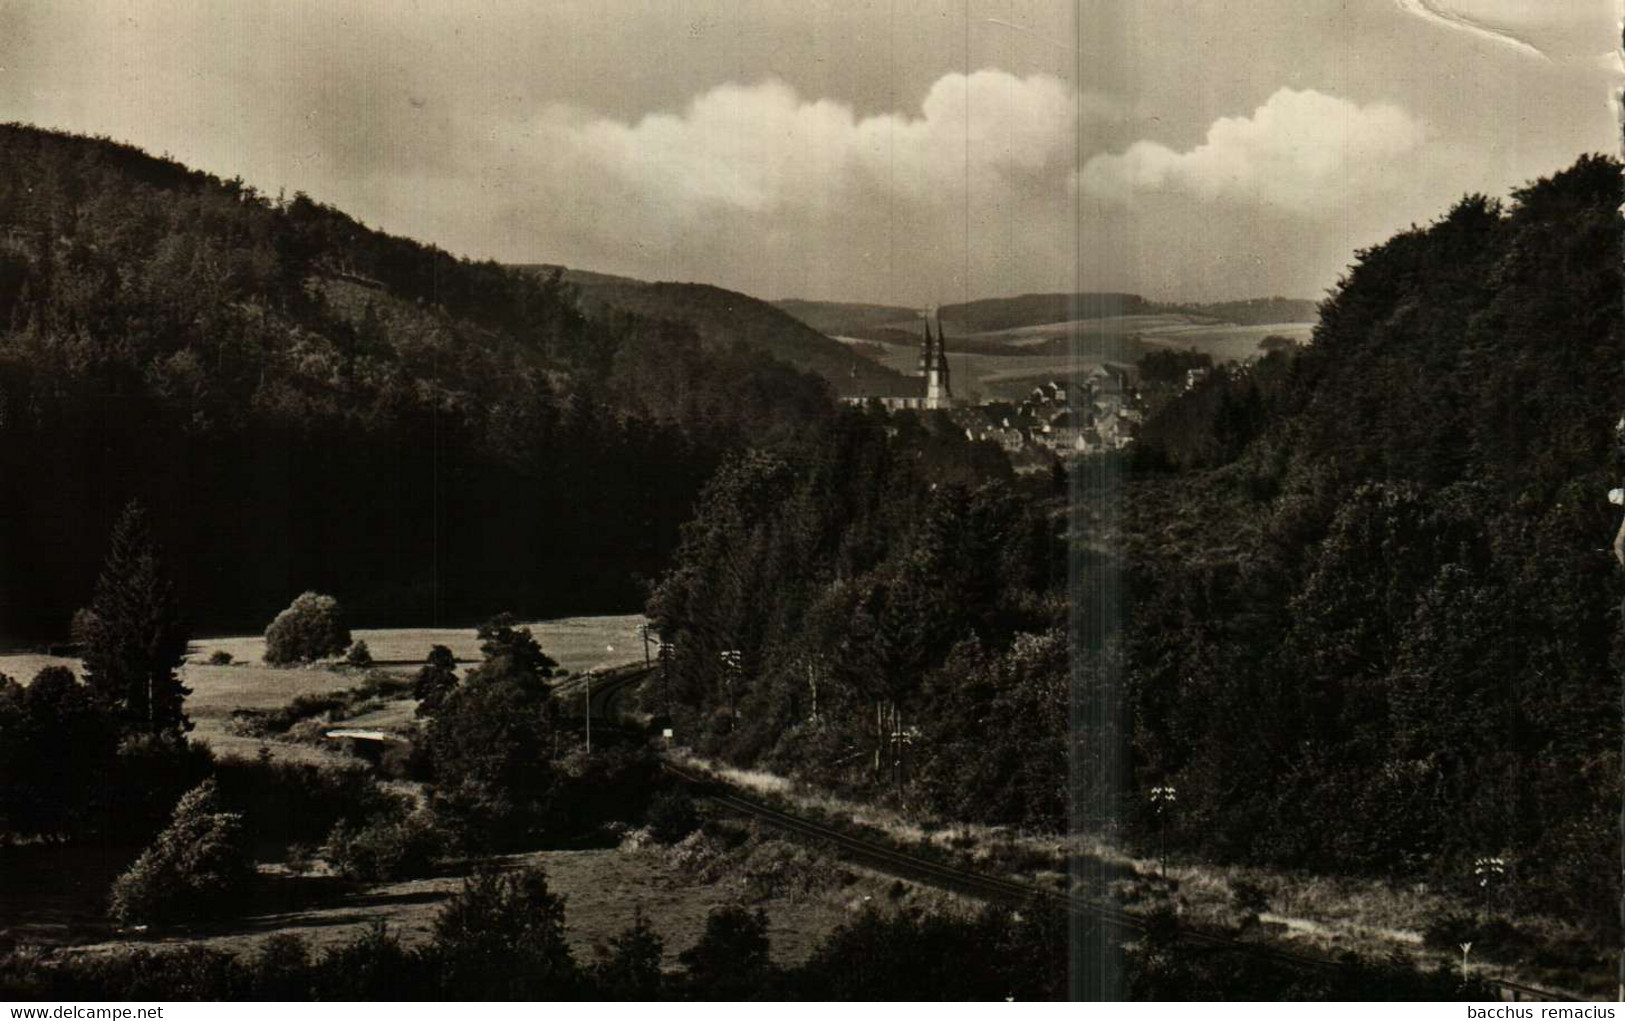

{"left": 678, "top": 903, "right": 774, "bottom": 999}
{"left": 313, "top": 921, "right": 432, "bottom": 1001}
{"left": 592, "top": 908, "right": 664, "bottom": 1000}
{"left": 646, "top": 787, "right": 700, "bottom": 845}
{"left": 263, "top": 592, "right": 351, "bottom": 665}
{"left": 431, "top": 866, "right": 580, "bottom": 998}
{"left": 211, "top": 755, "right": 391, "bottom": 848}
{"left": 322, "top": 807, "right": 447, "bottom": 882}
{"left": 207, "top": 650, "right": 233, "bottom": 665}
{"left": 108, "top": 779, "right": 255, "bottom": 926}
{"left": 344, "top": 640, "right": 373, "bottom": 668}
{"left": 413, "top": 645, "right": 459, "bottom": 717}
{"left": 1230, "top": 879, "right": 1271, "bottom": 931}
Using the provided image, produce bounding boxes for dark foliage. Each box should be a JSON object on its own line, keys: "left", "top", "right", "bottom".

{"left": 420, "top": 616, "right": 564, "bottom": 849}
{"left": 107, "top": 779, "right": 255, "bottom": 926}
{"left": 78, "top": 500, "right": 190, "bottom": 739}
{"left": 430, "top": 866, "right": 582, "bottom": 999}
{"left": 647, "top": 407, "right": 1064, "bottom": 822}
{"left": 677, "top": 904, "right": 776, "bottom": 999}
{"left": 412, "top": 644, "right": 459, "bottom": 716}
{"left": 0, "top": 124, "right": 833, "bottom": 643}
{"left": 1119, "top": 154, "right": 1625, "bottom": 930}
{"left": 262, "top": 592, "right": 350, "bottom": 664}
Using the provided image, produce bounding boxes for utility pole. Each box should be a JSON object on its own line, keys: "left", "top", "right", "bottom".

{"left": 1149, "top": 786, "right": 1177, "bottom": 879}
{"left": 659, "top": 638, "right": 674, "bottom": 719}
{"left": 719, "top": 649, "right": 742, "bottom": 733}
{"left": 638, "top": 623, "right": 652, "bottom": 667}
{"left": 585, "top": 669, "right": 591, "bottom": 756}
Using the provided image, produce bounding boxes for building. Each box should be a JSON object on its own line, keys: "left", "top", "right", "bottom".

{"left": 841, "top": 309, "right": 957, "bottom": 411}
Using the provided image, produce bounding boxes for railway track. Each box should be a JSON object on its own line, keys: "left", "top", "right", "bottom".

{"left": 661, "top": 761, "right": 1579, "bottom": 1003}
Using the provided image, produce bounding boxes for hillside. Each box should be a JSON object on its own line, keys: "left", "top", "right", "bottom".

{"left": 771, "top": 298, "right": 920, "bottom": 338}
{"left": 516, "top": 270, "right": 914, "bottom": 398}
{"left": 1120, "top": 154, "right": 1623, "bottom": 935}
{"left": 0, "top": 124, "right": 837, "bottom": 641}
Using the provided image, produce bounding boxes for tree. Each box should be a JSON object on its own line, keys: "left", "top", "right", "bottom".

{"left": 474, "top": 613, "right": 557, "bottom": 683}
{"left": 263, "top": 592, "right": 350, "bottom": 664}
{"left": 79, "top": 501, "right": 191, "bottom": 739}
{"left": 108, "top": 779, "right": 254, "bottom": 925}
{"left": 678, "top": 904, "right": 773, "bottom": 999}
{"left": 431, "top": 866, "right": 579, "bottom": 999}
{"left": 412, "top": 644, "right": 459, "bottom": 717}
{"left": 424, "top": 616, "right": 563, "bottom": 848}
{"left": 592, "top": 907, "right": 665, "bottom": 1000}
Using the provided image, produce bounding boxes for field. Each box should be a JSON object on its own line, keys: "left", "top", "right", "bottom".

{"left": 5, "top": 838, "right": 950, "bottom": 970}
{"left": 2, "top": 611, "right": 959, "bottom": 972}
{"left": 838, "top": 316, "right": 1315, "bottom": 401}
{"left": 0, "top": 615, "right": 650, "bottom": 765}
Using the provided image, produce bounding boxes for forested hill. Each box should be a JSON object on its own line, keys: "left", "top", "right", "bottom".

{"left": 0, "top": 124, "right": 843, "bottom": 641}
{"left": 1123, "top": 153, "right": 1624, "bottom": 929}
{"left": 513, "top": 268, "right": 914, "bottom": 398}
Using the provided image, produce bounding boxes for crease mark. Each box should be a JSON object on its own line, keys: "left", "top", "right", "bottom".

{"left": 1392, "top": 0, "right": 1551, "bottom": 60}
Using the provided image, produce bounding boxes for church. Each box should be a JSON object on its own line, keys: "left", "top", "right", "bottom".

{"left": 843, "top": 310, "right": 956, "bottom": 411}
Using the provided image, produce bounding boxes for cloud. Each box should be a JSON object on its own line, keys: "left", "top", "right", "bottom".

{"left": 1075, "top": 88, "right": 1428, "bottom": 215}
{"left": 527, "top": 70, "right": 1095, "bottom": 217}
{"left": 459, "top": 70, "right": 1108, "bottom": 299}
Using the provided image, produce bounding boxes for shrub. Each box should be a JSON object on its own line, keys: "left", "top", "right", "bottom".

{"left": 431, "top": 866, "right": 580, "bottom": 999}
{"left": 413, "top": 645, "right": 459, "bottom": 717}
{"left": 345, "top": 640, "right": 373, "bottom": 668}
{"left": 108, "top": 779, "right": 255, "bottom": 926}
{"left": 210, "top": 755, "right": 390, "bottom": 848}
{"left": 740, "top": 839, "right": 838, "bottom": 902}
{"left": 322, "top": 807, "right": 447, "bottom": 882}
{"left": 1230, "top": 879, "right": 1271, "bottom": 931}
{"left": 248, "top": 934, "right": 313, "bottom": 999}
{"left": 645, "top": 787, "right": 700, "bottom": 845}
{"left": 263, "top": 592, "right": 350, "bottom": 665}
{"left": 592, "top": 908, "right": 664, "bottom": 1000}
{"left": 313, "top": 921, "right": 432, "bottom": 1001}
{"left": 207, "top": 650, "right": 233, "bottom": 666}
{"left": 678, "top": 903, "right": 774, "bottom": 999}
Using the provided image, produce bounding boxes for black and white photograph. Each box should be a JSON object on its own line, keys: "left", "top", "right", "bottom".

{"left": 0, "top": 0, "right": 1621, "bottom": 1005}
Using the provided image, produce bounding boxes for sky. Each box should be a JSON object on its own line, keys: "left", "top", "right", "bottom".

{"left": 0, "top": 1, "right": 1618, "bottom": 306}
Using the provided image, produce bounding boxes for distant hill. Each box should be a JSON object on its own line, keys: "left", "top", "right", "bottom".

{"left": 1164, "top": 296, "right": 1319, "bottom": 326}
{"left": 938, "top": 293, "right": 1159, "bottom": 334}
{"left": 516, "top": 270, "right": 914, "bottom": 398}
{"left": 772, "top": 299, "right": 921, "bottom": 338}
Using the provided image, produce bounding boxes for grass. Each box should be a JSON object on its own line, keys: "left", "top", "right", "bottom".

{"left": 0, "top": 615, "right": 651, "bottom": 767}
{"left": 191, "top": 614, "right": 649, "bottom": 673}
{"left": 15, "top": 832, "right": 939, "bottom": 972}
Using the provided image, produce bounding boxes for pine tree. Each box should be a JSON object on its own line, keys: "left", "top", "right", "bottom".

{"left": 79, "top": 500, "right": 191, "bottom": 739}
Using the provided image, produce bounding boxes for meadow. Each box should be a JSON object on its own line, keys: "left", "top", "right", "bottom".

{"left": 0, "top": 615, "right": 651, "bottom": 765}
{"left": 837, "top": 316, "right": 1316, "bottom": 400}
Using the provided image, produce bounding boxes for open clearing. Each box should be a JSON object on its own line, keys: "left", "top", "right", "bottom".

{"left": 14, "top": 843, "right": 943, "bottom": 970}
{"left": 0, "top": 614, "right": 650, "bottom": 765}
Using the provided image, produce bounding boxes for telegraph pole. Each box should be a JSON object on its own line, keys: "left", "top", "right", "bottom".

{"left": 585, "top": 669, "right": 592, "bottom": 756}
